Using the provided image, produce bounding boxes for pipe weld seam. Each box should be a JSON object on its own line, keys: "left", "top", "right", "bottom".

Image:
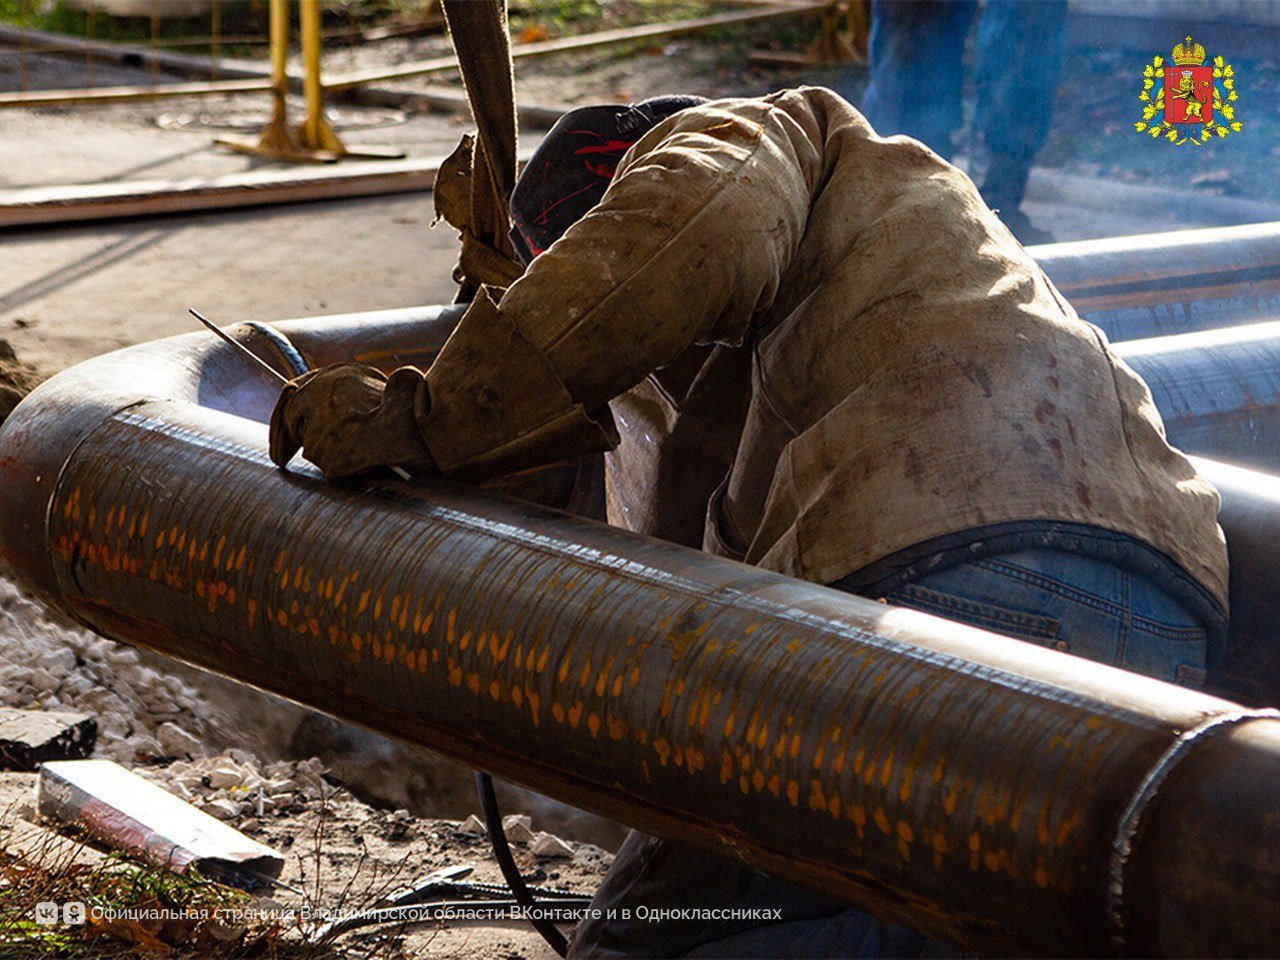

{"left": 243, "top": 321, "right": 310, "bottom": 377}
{"left": 1106, "top": 706, "right": 1280, "bottom": 952}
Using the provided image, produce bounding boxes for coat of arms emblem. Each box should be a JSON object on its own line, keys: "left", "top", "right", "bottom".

{"left": 1134, "top": 37, "right": 1243, "bottom": 144}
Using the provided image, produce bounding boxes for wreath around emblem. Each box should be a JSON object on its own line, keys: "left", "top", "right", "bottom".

{"left": 1133, "top": 54, "right": 1243, "bottom": 145}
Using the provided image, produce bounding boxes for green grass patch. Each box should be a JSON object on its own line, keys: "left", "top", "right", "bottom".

{"left": 0, "top": 838, "right": 316, "bottom": 958}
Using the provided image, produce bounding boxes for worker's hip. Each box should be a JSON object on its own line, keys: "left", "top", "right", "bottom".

{"left": 881, "top": 545, "right": 1212, "bottom": 687}
{"left": 835, "top": 520, "right": 1225, "bottom": 687}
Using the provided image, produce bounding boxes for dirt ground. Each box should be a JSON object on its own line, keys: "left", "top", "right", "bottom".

{"left": 0, "top": 765, "right": 611, "bottom": 958}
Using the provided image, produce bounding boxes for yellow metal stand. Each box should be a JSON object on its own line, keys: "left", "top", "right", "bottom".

{"left": 297, "top": 0, "right": 403, "bottom": 159}
{"left": 808, "top": 0, "right": 868, "bottom": 65}
{"left": 219, "top": 0, "right": 404, "bottom": 164}
{"left": 747, "top": 0, "right": 868, "bottom": 69}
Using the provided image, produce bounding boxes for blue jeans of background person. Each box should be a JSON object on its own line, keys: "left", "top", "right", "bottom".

{"left": 860, "top": 0, "right": 1069, "bottom": 212}
{"left": 568, "top": 540, "right": 1218, "bottom": 958}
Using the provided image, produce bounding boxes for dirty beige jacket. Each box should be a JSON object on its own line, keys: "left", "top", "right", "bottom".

{"left": 419, "top": 87, "right": 1228, "bottom": 608}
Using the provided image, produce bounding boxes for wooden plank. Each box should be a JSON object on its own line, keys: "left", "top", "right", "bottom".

{"left": 325, "top": 0, "right": 830, "bottom": 90}
{"left": 0, "top": 158, "right": 444, "bottom": 229}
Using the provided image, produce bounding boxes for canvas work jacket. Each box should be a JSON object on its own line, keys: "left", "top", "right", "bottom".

{"left": 418, "top": 87, "right": 1229, "bottom": 609}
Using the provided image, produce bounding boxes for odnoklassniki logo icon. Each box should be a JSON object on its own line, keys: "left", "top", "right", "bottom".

{"left": 1134, "top": 36, "right": 1243, "bottom": 145}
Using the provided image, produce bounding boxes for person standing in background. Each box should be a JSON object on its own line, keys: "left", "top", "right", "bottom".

{"left": 861, "top": 0, "right": 1068, "bottom": 243}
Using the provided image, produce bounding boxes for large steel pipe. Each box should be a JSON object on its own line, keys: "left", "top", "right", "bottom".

{"left": 1195, "top": 457, "right": 1280, "bottom": 707}
{"left": 1033, "top": 221, "right": 1280, "bottom": 340}
{"left": 3, "top": 309, "right": 1280, "bottom": 956}
{"left": 1118, "top": 321, "right": 1280, "bottom": 473}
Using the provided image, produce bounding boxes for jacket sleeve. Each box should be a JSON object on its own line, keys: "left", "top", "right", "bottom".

{"left": 417, "top": 98, "right": 823, "bottom": 481}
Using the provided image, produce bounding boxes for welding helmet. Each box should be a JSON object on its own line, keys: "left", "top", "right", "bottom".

{"left": 509, "top": 95, "right": 708, "bottom": 264}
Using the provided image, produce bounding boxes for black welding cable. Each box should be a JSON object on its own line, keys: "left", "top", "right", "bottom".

{"left": 475, "top": 770, "right": 571, "bottom": 957}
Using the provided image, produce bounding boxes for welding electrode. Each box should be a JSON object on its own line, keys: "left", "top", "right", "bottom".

{"left": 189, "top": 307, "right": 412, "bottom": 482}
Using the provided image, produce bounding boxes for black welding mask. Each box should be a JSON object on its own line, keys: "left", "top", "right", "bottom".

{"left": 509, "top": 95, "right": 708, "bottom": 265}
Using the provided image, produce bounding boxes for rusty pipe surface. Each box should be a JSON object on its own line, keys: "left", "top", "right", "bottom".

{"left": 1033, "top": 221, "right": 1280, "bottom": 340}
{"left": 3, "top": 308, "right": 1280, "bottom": 956}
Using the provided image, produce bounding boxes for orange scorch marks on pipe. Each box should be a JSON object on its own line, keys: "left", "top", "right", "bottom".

{"left": 50, "top": 466, "right": 1118, "bottom": 900}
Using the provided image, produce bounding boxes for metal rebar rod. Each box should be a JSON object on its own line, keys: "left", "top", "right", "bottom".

{"left": 0, "top": 78, "right": 274, "bottom": 109}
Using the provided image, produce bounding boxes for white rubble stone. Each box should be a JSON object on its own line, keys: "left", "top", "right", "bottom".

{"left": 143, "top": 688, "right": 178, "bottom": 712}
{"left": 40, "top": 648, "right": 76, "bottom": 674}
{"left": 202, "top": 798, "right": 245, "bottom": 821}
{"left": 0, "top": 577, "right": 232, "bottom": 762}
{"left": 529, "top": 832, "right": 574, "bottom": 858}
{"left": 105, "top": 647, "right": 140, "bottom": 666}
{"left": 458, "top": 815, "right": 487, "bottom": 836}
{"left": 206, "top": 766, "right": 247, "bottom": 790}
{"left": 98, "top": 714, "right": 131, "bottom": 739}
{"left": 61, "top": 675, "right": 94, "bottom": 697}
{"left": 157, "top": 722, "right": 204, "bottom": 758}
{"left": 502, "top": 814, "right": 535, "bottom": 844}
{"left": 26, "top": 667, "right": 57, "bottom": 696}
{"left": 125, "top": 734, "right": 162, "bottom": 759}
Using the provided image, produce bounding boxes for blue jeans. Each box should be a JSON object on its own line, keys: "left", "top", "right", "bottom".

{"left": 568, "top": 544, "right": 1216, "bottom": 958}
{"left": 860, "top": 0, "right": 1068, "bottom": 210}
{"left": 884, "top": 546, "right": 1210, "bottom": 688}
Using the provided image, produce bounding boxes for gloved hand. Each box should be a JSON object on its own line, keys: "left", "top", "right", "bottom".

{"left": 269, "top": 363, "right": 437, "bottom": 479}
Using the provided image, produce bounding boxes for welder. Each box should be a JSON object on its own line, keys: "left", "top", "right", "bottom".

{"left": 269, "top": 88, "right": 1228, "bottom": 957}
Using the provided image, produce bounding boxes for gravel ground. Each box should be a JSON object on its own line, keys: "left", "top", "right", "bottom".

{"left": 0, "top": 575, "right": 240, "bottom": 763}
{"left": 0, "top": 753, "right": 613, "bottom": 959}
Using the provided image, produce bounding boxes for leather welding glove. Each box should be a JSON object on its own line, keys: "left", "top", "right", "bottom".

{"left": 268, "top": 363, "right": 437, "bottom": 479}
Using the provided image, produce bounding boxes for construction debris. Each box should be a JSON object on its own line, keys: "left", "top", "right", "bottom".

{"left": 0, "top": 706, "right": 96, "bottom": 770}
{"left": 37, "top": 759, "right": 284, "bottom": 888}
{"left": 388, "top": 807, "right": 418, "bottom": 841}
{"left": 502, "top": 813, "right": 536, "bottom": 844}
{"left": 155, "top": 719, "right": 204, "bottom": 758}
{"left": 529, "top": 832, "right": 574, "bottom": 859}
{"left": 458, "top": 814, "right": 487, "bottom": 836}
{"left": 150, "top": 754, "right": 333, "bottom": 808}
{"left": 0, "top": 576, "right": 227, "bottom": 763}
